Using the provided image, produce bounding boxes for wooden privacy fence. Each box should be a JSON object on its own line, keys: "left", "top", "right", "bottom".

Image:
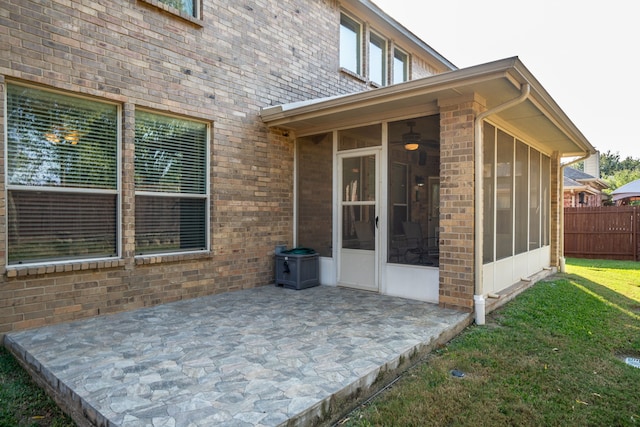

{"left": 564, "top": 206, "right": 640, "bottom": 261}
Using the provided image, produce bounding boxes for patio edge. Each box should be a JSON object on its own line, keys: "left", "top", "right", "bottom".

{"left": 287, "top": 312, "right": 474, "bottom": 427}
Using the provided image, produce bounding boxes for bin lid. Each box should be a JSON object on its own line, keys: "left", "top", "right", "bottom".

{"left": 282, "top": 247, "right": 316, "bottom": 255}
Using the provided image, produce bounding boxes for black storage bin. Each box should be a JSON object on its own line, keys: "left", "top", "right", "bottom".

{"left": 275, "top": 248, "right": 319, "bottom": 290}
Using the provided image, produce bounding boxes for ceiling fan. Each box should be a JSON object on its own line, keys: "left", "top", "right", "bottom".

{"left": 391, "top": 121, "right": 439, "bottom": 151}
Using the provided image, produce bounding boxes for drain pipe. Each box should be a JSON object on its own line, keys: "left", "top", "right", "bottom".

{"left": 474, "top": 83, "right": 531, "bottom": 325}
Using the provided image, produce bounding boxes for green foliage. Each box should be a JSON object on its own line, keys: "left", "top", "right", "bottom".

{"left": 604, "top": 168, "right": 640, "bottom": 195}
{"left": 0, "top": 348, "right": 74, "bottom": 427}
{"left": 599, "top": 150, "right": 640, "bottom": 176}
{"left": 599, "top": 150, "right": 640, "bottom": 192}
{"left": 343, "top": 258, "right": 640, "bottom": 427}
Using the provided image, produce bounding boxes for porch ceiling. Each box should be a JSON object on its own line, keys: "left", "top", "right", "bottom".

{"left": 260, "top": 57, "right": 595, "bottom": 158}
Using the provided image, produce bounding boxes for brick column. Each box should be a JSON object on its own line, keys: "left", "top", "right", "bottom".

{"left": 550, "top": 150, "right": 561, "bottom": 267}
{"left": 0, "top": 77, "right": 5, "bottom": 276}
{"left": 437, "top": 94, "right": 486, "bottom": 312}
{"left": 122, "top": 103, "right": 136, "bottom": 265}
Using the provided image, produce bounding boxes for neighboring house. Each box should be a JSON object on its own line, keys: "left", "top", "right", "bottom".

{"left": 563, "top": 167, "right": 609, "bottom": 207}
{"left": 612, "top": 178, "right": 640, "bottom": 205}
{"left": 0, "top": 0, "right": 595, "bottom": 334}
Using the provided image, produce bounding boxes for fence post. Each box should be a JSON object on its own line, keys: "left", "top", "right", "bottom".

{"left": 635, "top": 206, "right": 639, "bottom": 262}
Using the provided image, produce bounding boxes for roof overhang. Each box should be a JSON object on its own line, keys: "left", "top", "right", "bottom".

{"left": 260, "top": 57, "right": 595, "bottom": 158}
{"left": 575, "top": 178, "right": 609, "bottom": 190}
{"left": 612, "top": 179, "right": 640, "bottom": 201}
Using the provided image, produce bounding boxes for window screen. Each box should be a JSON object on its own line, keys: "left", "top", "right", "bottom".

{"left": 134, "top": 110, "right": 208, "bottom": 255}
{"left": 6, "top": 84, "right": 119, "bottom": 265}
{"left": 483, "top": 122, "right": 495, "bottom": 263}
{"left": 529, "top": 148, "right": 541, "bottom": 250}
{"left": 482, "top": 123, "right": 552, "bottom": 265}
{"left": 514, "top": 140, "right": 529, "bottom": 254}
{"left": 496, "top": 129, "right": 513, "bottom": 260}
{"left": 541, "top": 154, "right": 551, "bottom": 246}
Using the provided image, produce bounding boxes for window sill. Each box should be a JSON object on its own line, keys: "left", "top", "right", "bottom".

{"left": 138, "top": 0, "right": 203, "bottom": 27}
{"left": 6, "top": 259, "right": 126, "bottom": 278}
{"left": 135, "top": 250, "right": 211, "bottom": 265}
{"left": 340, "top": 67, "right": 367, "bottom": 84}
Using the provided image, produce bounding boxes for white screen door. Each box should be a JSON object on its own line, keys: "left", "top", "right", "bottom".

{"left": 338, "top": 150, "right": 379, "bottom": 291}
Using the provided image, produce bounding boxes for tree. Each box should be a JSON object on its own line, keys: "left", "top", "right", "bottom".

{"left": 596, "top": 150, "right": 640, "bottom": 194}
{"left": 605, "top": 169, "right": 640, "bottom": 193}
{"left": 598, "top": 150, "right": 640, "bottom": 177}
{"left": 574, "top": 151, "right": 640, "bottom": 196}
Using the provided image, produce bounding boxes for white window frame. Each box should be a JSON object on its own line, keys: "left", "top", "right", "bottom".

{"left": 340, "top": 12, "right": 362, "bottom": 75}
{"left": 133, "top": 109, "right": 210, "bottom": 257}
{"left": 393, "top": 48, "right": 409, "bottom": 84}
{"left": 5, "top": 82, "right": 121, "bottom": 266}
{"left": 369, "top": 31, "right": 387, "bottom": 86}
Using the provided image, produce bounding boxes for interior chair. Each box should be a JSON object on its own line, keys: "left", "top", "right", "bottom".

{"left": 402, "top": 221, "right": 432, "bottom": 265}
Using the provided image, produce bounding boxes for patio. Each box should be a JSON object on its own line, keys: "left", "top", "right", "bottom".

{"left": 4, "top": 285, "right": 470, "bottom": 427}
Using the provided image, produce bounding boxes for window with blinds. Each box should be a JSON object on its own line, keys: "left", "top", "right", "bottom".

{"left": 6, "top": 83, "right": 119, "bottom": 265}
{"left": 134, "top": 110, "right": 208, "bottom": 255}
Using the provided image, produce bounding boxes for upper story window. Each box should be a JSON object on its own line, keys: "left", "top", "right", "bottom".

{"left": 158, "top": 0, "right": 198, "bottom": 17}
{"left": 340, "top": 13, "right": 362, "bottom": 75}
{"left": 340, "top": 12, "right": 411, "bottom": 85}
{"left": 6, "top": 83, "right": 120, "bottom": 265}
{"left": 134, "top": 110, "right": 209, "bottom": 256}
{"left": 393, "top": 48, "right": 409, "bottom": 84}
{"left": 369, "top": 32, "right": 387, "bottom": 86}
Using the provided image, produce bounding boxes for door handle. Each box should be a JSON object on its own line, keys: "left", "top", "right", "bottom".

{"left": 375, "top": 216, "right": 379, "bottom": 229}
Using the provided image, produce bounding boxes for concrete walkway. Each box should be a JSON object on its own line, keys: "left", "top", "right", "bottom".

{"left": 4, "top": 285, "right": 470, "bottom": 427}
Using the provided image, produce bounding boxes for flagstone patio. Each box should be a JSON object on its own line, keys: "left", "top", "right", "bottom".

{"left": 4, "top": 285, "right": 471, "bottom": 426}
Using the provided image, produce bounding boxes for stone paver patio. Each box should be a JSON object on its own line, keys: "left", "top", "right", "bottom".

{"left": 4, "top": 285, "right": 470, "bottom": 426}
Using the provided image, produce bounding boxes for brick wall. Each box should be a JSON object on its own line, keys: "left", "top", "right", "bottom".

{"left": 0, "top": 0, "right": 441, "bottom": 334}
{"left": 437, "top": 95, "right": 486, "bottom": 311}
{"left": 564, "top": 190, "right": 601, "bottom": 208}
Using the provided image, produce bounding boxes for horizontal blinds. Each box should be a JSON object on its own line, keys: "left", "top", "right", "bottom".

{"left": 135, "top": 196, "right": 206, "bottom": 254}
{"left": 7, "top": 84, "right": 118, "bottom": 189}
{"left": 134, "top": 111, "right": 207, "bottom": 255}
{"left": 8, "top": 191, "right": 117, "bottom": 264}
{"left": 135, "top": 111, "right": 207, "bottom": 194}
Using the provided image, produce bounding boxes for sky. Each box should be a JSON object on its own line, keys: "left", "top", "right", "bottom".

{"left": 373, "top": 0, "right": 640, "bottom": 160}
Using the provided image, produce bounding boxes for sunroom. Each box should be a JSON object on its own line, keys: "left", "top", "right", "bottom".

{"left": 261, "top": 57, "right": 595, "bottom": 313}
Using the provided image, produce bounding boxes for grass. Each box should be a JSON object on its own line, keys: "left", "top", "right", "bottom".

{"left": 0, "top": 347, "right": 75, "bottom": 427}
{"left": 1, "top": 258, "right": 638, "bottom": 426}
{"left": 342, "top": 258, "right": 640, "bottom": 426}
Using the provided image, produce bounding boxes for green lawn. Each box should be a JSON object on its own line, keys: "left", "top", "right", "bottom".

{"left": 342, "top": 258, "right": 640, "bottom": 426}
{"left": 0, "top": 347, "right": 74, "bottom": 427}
